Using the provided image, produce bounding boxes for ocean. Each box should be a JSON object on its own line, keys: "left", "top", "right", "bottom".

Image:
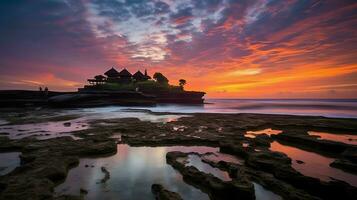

{"left": 139, "top": 99, "right": 357, "bottom": 118}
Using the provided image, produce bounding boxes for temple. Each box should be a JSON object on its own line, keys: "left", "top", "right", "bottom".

{"left": 0, "top": 67, "right": 206, "bottom": 107}
{"left": 67, "top": 66, "right": 207, "bottom": 105}
{"left": 87, "top": 67, "right": 151, "bottom": 85}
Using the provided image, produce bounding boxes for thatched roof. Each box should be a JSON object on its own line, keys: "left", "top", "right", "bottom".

{"left": 94, "top": 75, "right": 106, "bottom": 80}
{"left": 104, "top": 67, "right": 120, "bottom": 77}
{"left": 133, "top": 70, "right": 145, "bottom": 79}
{"left": 118, "top": 68, "right": 132, "bottom": 77}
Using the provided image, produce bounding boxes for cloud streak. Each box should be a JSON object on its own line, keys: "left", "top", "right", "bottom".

{"left": 0, "top": 0, "right": 356, "bottom": 98}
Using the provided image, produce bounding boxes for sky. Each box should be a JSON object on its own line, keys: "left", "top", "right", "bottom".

{"left": 0, "top": 0, "right": 356, "bottom": 98}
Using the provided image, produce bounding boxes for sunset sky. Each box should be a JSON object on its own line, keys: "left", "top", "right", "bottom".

{"left": 0, "top": 0, "right": 356, "bottom": 98}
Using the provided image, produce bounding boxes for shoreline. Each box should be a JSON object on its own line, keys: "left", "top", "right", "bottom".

{"left": 0, "top": 90, "right": 206, "bottom": 107}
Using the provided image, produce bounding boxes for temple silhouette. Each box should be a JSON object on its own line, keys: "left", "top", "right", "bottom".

{"left": 0, "top": 67, "right": 206, "bottom": 107}
{"left": 87, "top": 68, "right": 152, "bottom": 85}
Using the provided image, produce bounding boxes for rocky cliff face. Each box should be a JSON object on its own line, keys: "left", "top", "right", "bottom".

{"left": 0, "top": 90, "right": 72, "bottom": 107}
{"left": 0, "top": 90, "right": 205, "bottom": 107}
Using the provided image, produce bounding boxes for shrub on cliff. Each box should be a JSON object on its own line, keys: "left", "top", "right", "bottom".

{"left": 153, "top": 72, "right": 169, "bottom": 85}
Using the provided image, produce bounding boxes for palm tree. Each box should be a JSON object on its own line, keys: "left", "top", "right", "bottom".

{"left": 179, "top": 79, "right": 186, "bottom": 89}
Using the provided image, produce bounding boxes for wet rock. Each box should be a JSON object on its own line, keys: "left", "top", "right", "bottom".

{"left": 270, "top": 161, "right": 357, "bottom": 200}
{"left": 246, "top": 151, "right": 291, "bottom": 173}
{"left": 322, "top": 180, "right": 357, "bottom": 200}
{"left": 330, "top": 159, "right": 357, "bottom": 173}
{"left": 54, "top": 195, "right": 83, "bottom": 200}
{"left": 0, "top": 166, "right": 7, "bottom": 172}
{"left": 100, "top": 166, "right": 110, "bottom": 183}
{"left": 244, "top": 167, "right": 321, "bottom": 200}
{"left": 166, "top": 151, "right": 255, "bottom": 200}
{"left": 63, "top": 122, "right": 71, "bottom": 127}
{"left": 76, "top": 140, "right": 117, "bottom": 156}
{"left": 1, "top": 111, "right": 357, "bottom": 200}
{"left": 48, "top": 93, "right": 156, "bottom": 107}
{"left": 219, "top": 141, "right": 250, "bottom": 159}
{"left": 341, "top": 148, "right": 357, "bottom": 162}
{"left": 151, "top": 184, "right": 183, "bottom": 200}
{"left": 80, "top": 188, "right": 88, "bottom": 195}
{"left": 0, "top": 177, "right": 54, "bottom": 200}
{"left": 273, "top": 133, "right": 350, "bottom": 154}
{"left": 0, "top": 136, "right": 116, "bottom": 200}
{"left": 253, "top": 134, "right": 272, "bottom": 146}
{"left": 19, "top": 154, "right": 36, "bottom": 164}
{"left": 296, "top": 160, "right": 305, "bottom": 164}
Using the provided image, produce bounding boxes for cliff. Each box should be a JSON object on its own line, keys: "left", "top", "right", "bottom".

{"left": 0, "top": 89, "right": 205, "bottom": 107}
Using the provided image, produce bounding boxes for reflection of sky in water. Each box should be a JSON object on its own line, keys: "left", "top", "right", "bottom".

{"left": 308, "top": 131, "right": 357, "bottom": 145}
{"left": 0, "top": 152, "right": 21, "bottom": 176}
{"left": 56, "top": 144, "right": 282, "bottom": 199}
{"left": 253, "top": 182, "right": 282, "bottom": 200}
{"left": 0, "top": 120, "right": 8, "bottom": 126}
{"left": 0, "top": 119, "right": 87, "bottom": 140}
{"left": 64, "top": 106, "right": 189, "bottom": 123}
{"left": 0, "top": 107, "right": 188, "bottom": 140}
{"left": 55, "top": 145, "right": 217, "bottom": 200}
{"left": 245, "top": 128, "right": 283, "bottom": 138}
{"left": 270, "top": 141, "right": 357, "bottom": 187}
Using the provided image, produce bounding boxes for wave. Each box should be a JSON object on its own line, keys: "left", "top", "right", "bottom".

{"left": 230, "top": 103, "right": 357, "bottom": 110}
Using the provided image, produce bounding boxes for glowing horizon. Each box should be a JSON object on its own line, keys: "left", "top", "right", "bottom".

{"left": 0, "top": 0, "right": 356, "bottom": 98}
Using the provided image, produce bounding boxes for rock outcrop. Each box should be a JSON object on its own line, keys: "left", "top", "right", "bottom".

{"left": 151, "top": 184, "right": 183, "bottom": 200}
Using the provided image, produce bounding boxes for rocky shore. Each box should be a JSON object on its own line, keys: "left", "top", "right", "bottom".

{"left": 0, "top": 109, "right": 356, "bottom": 200}
{"left": 0, "top": 90, "right": 205, "bottom": 107}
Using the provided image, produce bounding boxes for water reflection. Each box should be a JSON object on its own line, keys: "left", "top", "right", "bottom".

{"left": 0, "top": 120, "right": 87, "bottom": 140}
{"left": 55, "top": 145, "right": 220, "bottom": 200}
{"left": 0, "top": 108, "right": 189, "bottom": 141}
{"left": 308, "top": 131, "right": 357, "bottom": 145}
{"left": 67, "top": 107, "right": 189, "bottom": 123}
{"left": 245, "top": 128, "right": 282, "bottom": 138}
{"left": 0, "top": 152, "right": 21, "bottom": 176}
{"left": 253, "top": 182, "right": 282, "bottom": 200}
{"left": 270, "top": 141, "right": 357, "bottom": 186}
{"left": 0, "top": 119, "right": 8, "bottom": 126}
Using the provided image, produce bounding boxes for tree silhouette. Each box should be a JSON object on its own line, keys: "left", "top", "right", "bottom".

{"left": 179, "top": 79, "right": 186, "bottom": 88}
{"left": 153, "top": 72, "right": 169, "bottom": 84}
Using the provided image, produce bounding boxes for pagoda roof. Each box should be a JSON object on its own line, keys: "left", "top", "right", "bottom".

{"left": 94, "top": 75, "right": 106, "bottom": 80}
{"left": 118, "top": 68, "right": 132, "bottom": 77}
{"left": 133, "top": 70, "right": 145, "bottom": 79}
{"left": 104, "top": 67, "right": 120, "bottom": 77}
